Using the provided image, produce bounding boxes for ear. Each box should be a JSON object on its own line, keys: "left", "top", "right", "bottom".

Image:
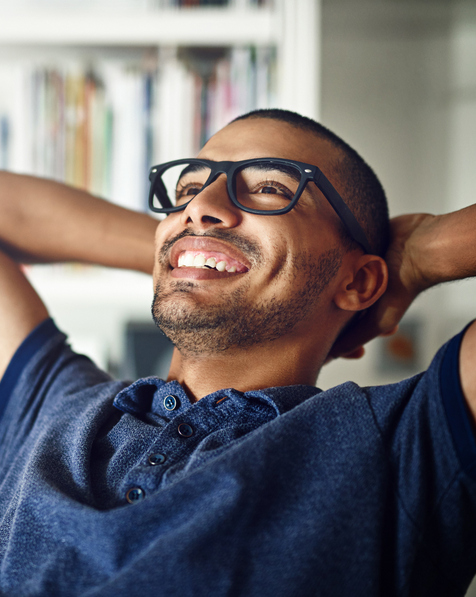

{"left": 333, "top": 254, "right": 388, "bottom": 312}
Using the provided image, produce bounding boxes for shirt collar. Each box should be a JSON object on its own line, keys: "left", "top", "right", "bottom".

{"left": 113, "top": 377, "right": 321, "bottom": 418}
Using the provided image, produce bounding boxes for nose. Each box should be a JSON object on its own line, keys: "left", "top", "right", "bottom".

{"left": 179, "top": 174, "right": 242, "bottom": 230}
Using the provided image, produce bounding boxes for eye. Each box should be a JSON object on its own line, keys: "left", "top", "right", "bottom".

{"left": 260, "top": 185, "right": 278, "bottom": 194}
{"left": 255, "top": 181, "right": 294, "bottom": 200}
{"left": 175, "top": 182, "right": 203, "bottom": 204}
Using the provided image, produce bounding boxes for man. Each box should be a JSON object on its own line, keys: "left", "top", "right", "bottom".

{"left": 0, "top": 109, "right": 475, "bottom": 596}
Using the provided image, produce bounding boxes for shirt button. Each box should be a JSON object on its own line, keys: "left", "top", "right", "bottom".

{"left": 177, "top": 423, "right": 194, "bottom": 438}
{"left": 126, "top": 487, "right": 145, "bottom": 504}
{"left": 148, "top": 453, "right": 167, "bottom": 466}
{"left": 164, "top": 395, "right": 179, "bottom": 411}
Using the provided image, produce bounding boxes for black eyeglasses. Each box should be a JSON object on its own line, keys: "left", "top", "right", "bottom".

{"left": 148, "top": 158, "right": 371, "bottom": 253}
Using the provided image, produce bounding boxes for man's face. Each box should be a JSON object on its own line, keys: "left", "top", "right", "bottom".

{"left": 152, "top": 118, "right": 348, "bottom": 355}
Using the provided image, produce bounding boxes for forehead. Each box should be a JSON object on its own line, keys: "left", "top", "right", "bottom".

{"left": 197, "top": 118, "right": 346, "bottom": 237}
{"left": 198, "top": 118, "right": 340, "bottom": 173}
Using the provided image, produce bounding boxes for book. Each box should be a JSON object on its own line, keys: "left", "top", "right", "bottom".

{"left": 0, "top": 43, "right": 275, "bottom": 211}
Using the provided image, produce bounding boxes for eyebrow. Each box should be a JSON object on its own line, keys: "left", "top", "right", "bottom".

{"left": 178, "top": 163, "right": 209, "bottom": 180}
{"left": 177, "top": 160, "right": 303, "bottom": 187}
{"left": 241, "top": 162, "right": 302, "bottom": 184}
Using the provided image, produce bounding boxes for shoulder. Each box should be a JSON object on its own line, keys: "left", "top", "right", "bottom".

{"left": 0, "top": 317, "right": 121, "bottom": 451}
{"left": 458, "top": 320, "right": 476, "bottom": 429}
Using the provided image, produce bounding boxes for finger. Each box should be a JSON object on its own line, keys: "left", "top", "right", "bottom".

{"left": 341, "top": 346, "right": 366, "bottom": 360}
{"left": 380, "top": 325, "right": 399, "bottom": 337}
{"left": 323, "top": 345, "right": 365, "bottom": 365}
{"left": 329, "top": 316, "right": 383, "bottom": 358}
{"left": 329, "top": 305, "right": 402, "bottom": 358}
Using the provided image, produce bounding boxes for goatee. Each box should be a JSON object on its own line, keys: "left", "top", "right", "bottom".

{"left": 152, "top": 230, "right": 342, "bottom": 355}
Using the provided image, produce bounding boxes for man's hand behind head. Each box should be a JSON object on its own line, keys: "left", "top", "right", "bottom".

{"left": 326, "top": 213, "right": 435, "bottom": 362}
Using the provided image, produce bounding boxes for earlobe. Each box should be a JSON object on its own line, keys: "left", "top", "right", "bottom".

{"left": 333, "top": 254, "right": 388, "bottom": 312}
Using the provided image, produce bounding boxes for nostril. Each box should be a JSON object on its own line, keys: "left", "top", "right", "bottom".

{"left": 203, "top": 216, "right": 222, "bottom": 224}
{"left": 186, "top": 215, "right": 222, "bottom": 225}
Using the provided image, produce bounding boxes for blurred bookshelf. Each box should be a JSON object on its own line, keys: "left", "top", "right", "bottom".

{"left": 0, "top": 0, "right": 321, "bottom": 373}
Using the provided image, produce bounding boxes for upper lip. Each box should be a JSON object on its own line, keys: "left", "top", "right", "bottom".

{"left": 168, "top": 236, "right": 252, "bottom": 270}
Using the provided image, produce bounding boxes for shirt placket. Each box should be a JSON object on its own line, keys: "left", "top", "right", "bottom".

{"left": 119, "top": 388, "right": 238, "bottom": 505}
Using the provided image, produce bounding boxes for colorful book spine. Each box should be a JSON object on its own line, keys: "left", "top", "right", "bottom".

{"left": 0, "top": 45, "right": 275, "bottom": 211}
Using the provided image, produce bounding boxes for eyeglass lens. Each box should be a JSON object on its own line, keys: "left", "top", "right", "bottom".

{"left": 151, "top": 161, "right": 303, "bottom": 212}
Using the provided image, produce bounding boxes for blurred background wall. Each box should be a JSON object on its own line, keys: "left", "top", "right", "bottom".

{"left": 1, "top": 1, "right": 476, "bottom": 592}
{"left": 0, "top": 0, "right": 475, "bottom": 390}
{"left": 319, "top": 0, "right": 476, "bottom": 390}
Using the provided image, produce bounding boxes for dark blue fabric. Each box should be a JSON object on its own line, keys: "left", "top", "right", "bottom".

{"left": 0, "top": 318, "right": 57, "bottom": 422}
{"left": 440, "top": 323, "right": 476, "bottom": 479}
{"left": 1, "top": 323, "right": 476, "bottom": 596}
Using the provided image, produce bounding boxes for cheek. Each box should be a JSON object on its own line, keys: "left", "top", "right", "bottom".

{"left": 152, "top": 258, "right": 162, "bottom": 289}
{"left": 153, "top": 221, "right": 175, "bottom": 283}
{"left": 154, "top": 215, "right": 183, "bottom": 261}
{"left": 154, "top": 215, "right": 176, "bottom": 244}
{"left": 266, "top": 224, "right": 338, "bottom": 287}
{"left": 255, "top": 235, "right": 303, "bottom": 285}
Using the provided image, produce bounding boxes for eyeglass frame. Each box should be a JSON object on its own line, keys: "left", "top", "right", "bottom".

{"left": 148, "top": 157, "right": 372, "bottom": 254}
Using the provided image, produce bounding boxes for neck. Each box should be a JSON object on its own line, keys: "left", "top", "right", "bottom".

{"left": 166, "top": 333, "right": 332, "bottom": 402}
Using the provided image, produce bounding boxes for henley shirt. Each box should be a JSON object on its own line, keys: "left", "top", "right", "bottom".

{"left": 1, "top": 319, "right": 476, "bottom": 596}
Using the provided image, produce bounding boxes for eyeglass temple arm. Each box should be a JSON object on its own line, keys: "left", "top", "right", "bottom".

{"left": 315, "top": 173, "right": 372, "bottom": 254}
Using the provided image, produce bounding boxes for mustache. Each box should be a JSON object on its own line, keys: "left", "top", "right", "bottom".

{"left": 159, "top": 228, "right": 262, "bottom": 266}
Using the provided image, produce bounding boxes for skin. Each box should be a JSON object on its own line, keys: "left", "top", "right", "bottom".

{"left": 152, "top": 118, "right": 388, "bottom": 400}
{"left": 330, "top": 207, "right": 476, "bottom": 422}
{"left": 0, "top": 116, "right": 474, "bottom": 416}
{"left": 0, "top": 173, "right": 157, "bottom": 377}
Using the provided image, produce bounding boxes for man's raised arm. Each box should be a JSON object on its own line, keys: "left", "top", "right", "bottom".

{"left": 330, "top": 204, "right": 476, "bottom": 419}
{"left": 0, "top": 171, "right": 158, "bottom": 379}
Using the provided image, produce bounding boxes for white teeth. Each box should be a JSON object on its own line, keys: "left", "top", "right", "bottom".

{"left": 205, "top": 257, "right": 217, "bottom": 268}
{"left": 193, "top": 255, "right": 206, "bottom": 267}
{"left": 177, "top": 252, "right": 238, "bottom": 272}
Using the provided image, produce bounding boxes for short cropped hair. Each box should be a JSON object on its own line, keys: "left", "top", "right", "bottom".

{"left": 232, "top": 109, "right": 390, "bottom": 257}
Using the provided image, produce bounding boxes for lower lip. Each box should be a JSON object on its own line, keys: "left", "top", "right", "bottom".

{"left": 170, "top": 267, "right": 244, "bottom": 280}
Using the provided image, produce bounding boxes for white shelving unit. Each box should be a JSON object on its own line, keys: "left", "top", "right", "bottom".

{"left": 0, "top": 1, "right": 321, "bottom": 118}
{"left": 0, "top": 0, "right": 321, "bottom": 371}
{"left": 0, "top": 9, "right": 276, "bottom": 46}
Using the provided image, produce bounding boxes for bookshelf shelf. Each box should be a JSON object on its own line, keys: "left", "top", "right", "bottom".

{"left": 0, "top": 0, "right": 321, "bottom": 370}
{"left": 0, "top": 8, "right": 277, "bottom": 46}
{"left": 26, "top": 266, "right": 153, "bottom": 306}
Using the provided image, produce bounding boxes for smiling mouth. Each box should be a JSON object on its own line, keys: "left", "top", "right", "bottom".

{"left": 176, "top": 251, "right": 249, "bottom": 274}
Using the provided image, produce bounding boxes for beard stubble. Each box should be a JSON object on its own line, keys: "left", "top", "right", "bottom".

{"left": 152, "top": 234, "right": 342, "bottom": 355}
